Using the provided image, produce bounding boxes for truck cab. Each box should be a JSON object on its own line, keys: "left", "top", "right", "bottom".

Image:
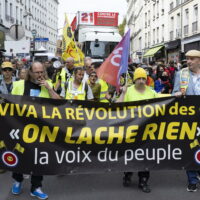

{"left": 72, "top": 11, "right": 122, "bottom": 62}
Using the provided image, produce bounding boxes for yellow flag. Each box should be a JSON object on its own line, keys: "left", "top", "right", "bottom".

{"left": 0, "top": 140, "right": 5, "bottom": 149}
{"left": 14, "top": 143, "right": 25, "bottom": 154}
{"left": 62, "top": 14, "right": 84, "bottom": 67}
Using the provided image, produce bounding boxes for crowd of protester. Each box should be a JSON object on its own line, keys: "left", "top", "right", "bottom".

{"left": 0, "top": 50, "right": 200, "bottom": 198}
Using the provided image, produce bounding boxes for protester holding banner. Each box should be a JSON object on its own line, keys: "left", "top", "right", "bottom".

{"left": 117, "top": 67, "right": 160, "bottom": 193}
{"left": 60, "top": 67, "right": 93, "bottom": 100}
{"left": 0, "top": 61, "right": 16, "bottom": 173}
{"left": 173, "top": 49, "right": 200, "bottom": 192}
{"left": 10, "top": 61, "right": 60, "bottom": 199}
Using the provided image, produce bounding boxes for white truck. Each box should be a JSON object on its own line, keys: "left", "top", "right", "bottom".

{"left": 71, "top": 11, "right": 122, "bottom": 62}
{"left": 4, "top": 40, "right": 30, "bottom": 58}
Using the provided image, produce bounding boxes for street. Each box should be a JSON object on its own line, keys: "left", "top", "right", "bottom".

{"left": 1, "top": 170, "right": 200, "bottom": 200}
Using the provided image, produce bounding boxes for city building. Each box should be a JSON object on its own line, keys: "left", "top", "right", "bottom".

{"left": 168, "top": 0, "right": 199, "bottom": 62}
{"left": 127, "top": 0, "right": 200, "bottom": 63}
{"left": 0, "top": 0, "right": 59, "bottom": 56}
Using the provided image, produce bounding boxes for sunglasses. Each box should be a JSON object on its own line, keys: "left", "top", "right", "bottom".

{"left": 2, "top": 68, "right": 13, "bottom": 72}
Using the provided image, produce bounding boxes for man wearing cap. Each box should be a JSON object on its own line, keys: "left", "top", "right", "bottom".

{"left": 0, "top": 62, "right": 16, "bottom": 173}
{"left": 0, "top": 61, "right": 16, "bottom": 94}
{"left": 173, "top": 49, "right": 200, "bottom": 192}
{"left": 117, "top": 67, "right": 159, "bottom": 193}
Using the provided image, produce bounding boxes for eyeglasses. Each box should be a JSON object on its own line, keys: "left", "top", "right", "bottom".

{"left": 89, "top": 75, "right": 98, "bottom": 78}
{"left": 32, "top": 71, "right": 45, "bottom": 75}
{"left": 2, "top": 68, "right": 13, "bottom": 72}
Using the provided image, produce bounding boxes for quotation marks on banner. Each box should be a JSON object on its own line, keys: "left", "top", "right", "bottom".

{"left": 9, "top": 129, "right": 20, "bottom": 140}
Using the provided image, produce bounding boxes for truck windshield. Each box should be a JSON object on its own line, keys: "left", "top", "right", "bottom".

{"left": 83, "top": 41, "right": 118, "bottom": 59}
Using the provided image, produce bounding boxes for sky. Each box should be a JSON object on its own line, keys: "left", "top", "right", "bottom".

{"left": 58, "top": 0, "right": 127, "bottom": 30}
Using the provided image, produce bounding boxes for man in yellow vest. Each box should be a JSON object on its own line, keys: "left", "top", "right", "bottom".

{"left": 54, "top": 57, "right": 75, "bottom": 92}
{"left": 60, "top": 67, "right": 94, "bottom": 100}
{"left": 118, "top": 67, "right": 159, "bottom": 193}
{"left": 173, "top": 50, "right": 200, "bottom": 192}
{"left": 11, "top": 62, "right": 60, "bottom": 199}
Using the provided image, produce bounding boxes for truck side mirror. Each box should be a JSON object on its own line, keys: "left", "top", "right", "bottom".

{"left": 94, "top": 39, "right": 99, "bottom": 47}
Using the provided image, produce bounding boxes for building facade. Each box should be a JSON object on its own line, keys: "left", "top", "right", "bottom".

{"left": 0, "top": 0, "right": 58, "bottom": 54}
{"left": 127, "top": 0, "right": 200, "bottom": 63}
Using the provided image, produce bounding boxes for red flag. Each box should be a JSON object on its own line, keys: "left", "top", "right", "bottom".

{"left": 97, "top": 30, "right": 130, "bottom": 89}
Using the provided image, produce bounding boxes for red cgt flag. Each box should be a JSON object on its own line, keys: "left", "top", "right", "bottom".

{"left": 97, "top": 30, "right": 130, "bottom": 90}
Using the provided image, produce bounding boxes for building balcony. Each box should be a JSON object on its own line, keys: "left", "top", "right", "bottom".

{"left": 184, "top": 25, "right": 189, "bottom": 36}
{"left": 170, "top": 31, "right": 174, "bottom": 40}
{"left": 192, "top": 21, "right": 198, "bottom": 33}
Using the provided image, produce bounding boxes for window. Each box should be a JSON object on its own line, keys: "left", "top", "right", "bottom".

{"left": 170, "top": 2, "right": 174, "bottom": 10}
{"left": 185, "top": 8, "right": 189, "bottom": 25}
{"left": 148, "top": 31, "right": 150, "bottom": 46}
{"left": 0, "top": 3, "right": 1, "bottom": 18}
{"left": 139, "top": 37, "right": 142, "bottom": 51}
{"left": 162, "top": 24, "right": 164, "bottom": 41}
{"left": 177, "top": 13, "right": 180, "bottom": 28}
{"left": 145, "top": 33, "right": 147, "bottom": 47}
{"left": 170, "top": 17, "right": 174, "bottom": 40}
{"left": 148, "top": 10, "right": 150, "bottom": 25}
{"left": 153, "top": 3, "right": 155, "bottom": 19}
{"left": 10, "top": 3, "right": 12, "bottom": 18}
{"left": 171, "top": 16, "right": 174, "bottom": 30}
{"left": 157, "top": 27, "right": 159, "bottom": 43}
{"left": 16, "top": 6, "right": 18, "bottom": 22}
{"left": 153, "top": 29, "right": 155, "bottom": 44}
{"left": 194, "top": 5, "right": 198, "bottom": 21}
{"left": 5, "top": 0, "right": 8, "bottom": 17}
{"left": 156, "top": 0, "right": 159, "bottom": 18}
{"left": 193, "top": 5, "right": 198, "bottom": 32}
{"left": 176, "top": 0, "right": 180, "bottom": 7}
{"left": 20, "top": 9, "right": 23, "bottom": 24}
{"left": 176, "top": 13, "right": 181, "bottom": 37}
